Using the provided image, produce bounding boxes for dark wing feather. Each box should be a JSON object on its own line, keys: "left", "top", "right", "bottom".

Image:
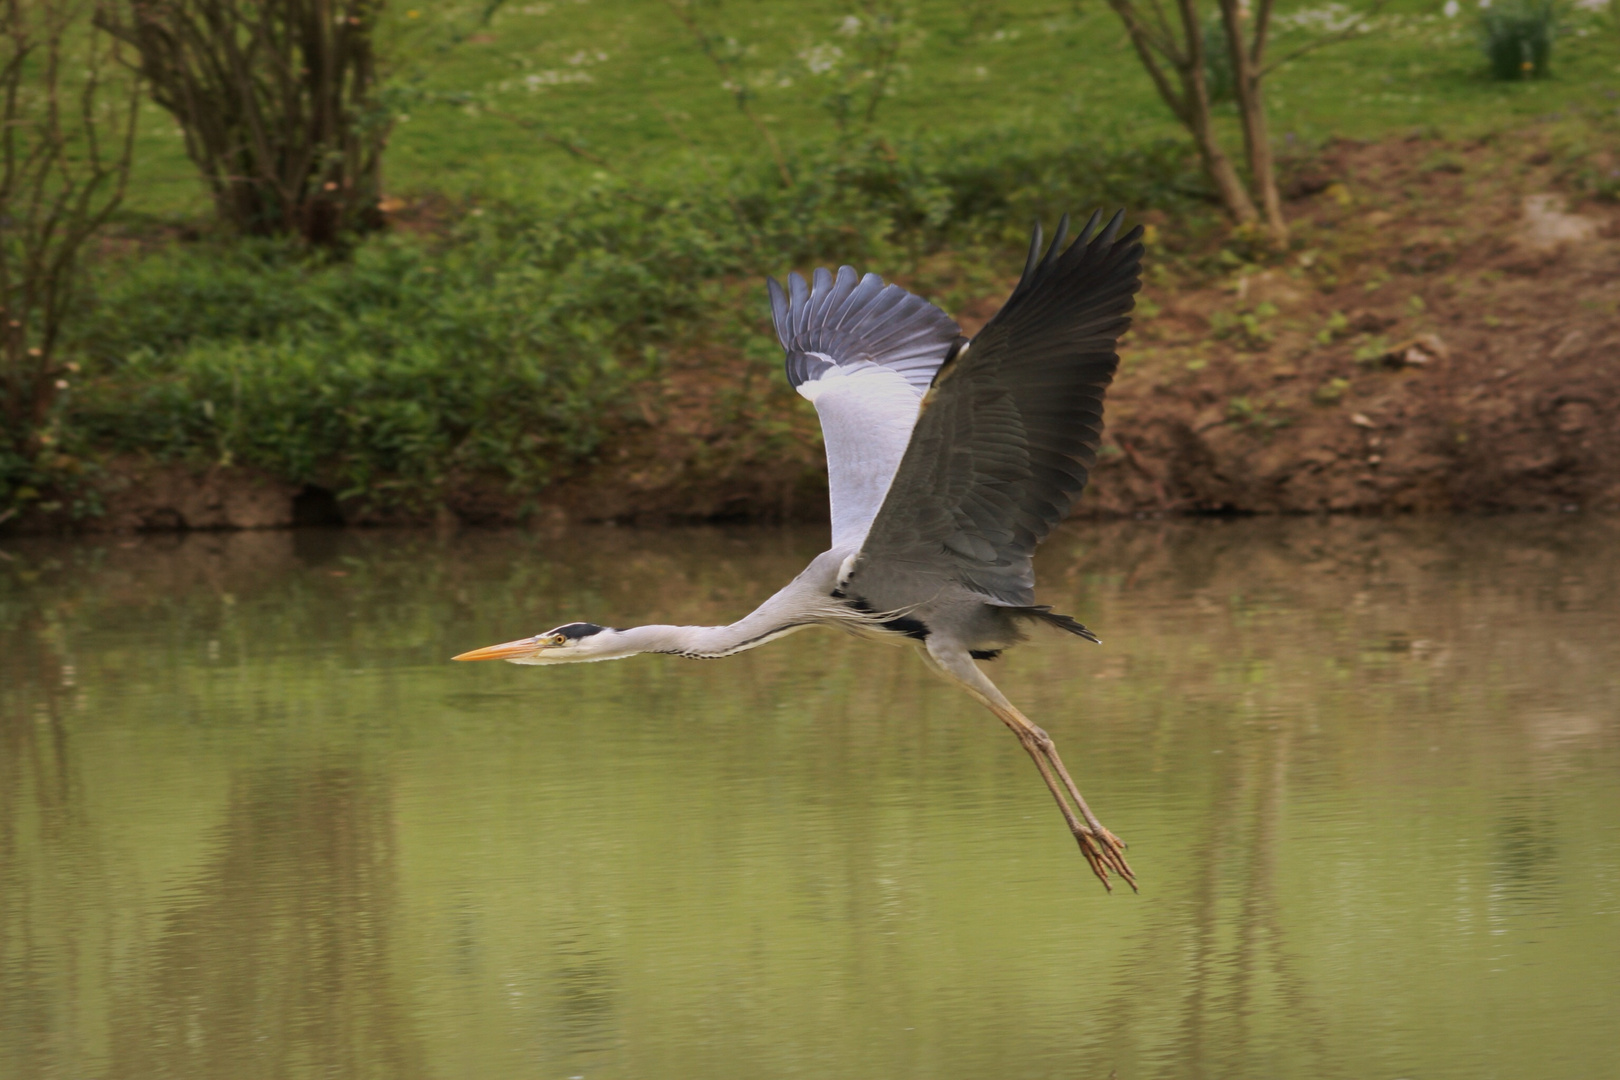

{"left": 849, "top": 211, "right": 1143, "bottom": 607}
{"left": 767, "top": 266, "right": 961, "bottom": 393}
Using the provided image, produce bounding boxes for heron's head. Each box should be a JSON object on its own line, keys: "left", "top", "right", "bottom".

{"left": 453, "top": 622, "right": 618, "bottom": 665}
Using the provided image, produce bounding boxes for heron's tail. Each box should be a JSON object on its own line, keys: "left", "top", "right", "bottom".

{"left": 1010, "top": 605, "right": 1101, "bottom": 645}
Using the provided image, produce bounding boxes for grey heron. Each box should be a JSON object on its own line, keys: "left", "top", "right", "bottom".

{"left": 456, "top": 211, "right": 1143, "bottom": 891}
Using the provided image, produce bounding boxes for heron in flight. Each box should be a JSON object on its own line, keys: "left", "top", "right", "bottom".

{"left": 457, "top": 211, "right": 1143, "bottom": 891}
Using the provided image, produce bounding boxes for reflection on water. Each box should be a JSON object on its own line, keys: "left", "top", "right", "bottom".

{"left": 1, "top": 517, "right": 1617, "bottom": 1079}
{"left": 108, "top": 765, "right": 425, "bottom": 1080}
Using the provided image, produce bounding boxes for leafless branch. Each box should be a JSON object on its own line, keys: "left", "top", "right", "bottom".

{"left": 100, "top": 0, "right": 392, "bottom": 246}
{"left": 1, "top": 0, "right": 140, "bottom": 460}
{"left": 1260, "top": 1, "right": 1387, "bottom": 76}
{"left": 482, "top": 106, "right": 616, "bottom": 170}
{"left": 653, "top": 100, "right": 760, "bottom": 251}
{"left": 1102, "top": 0, "right": 1390, "bottom": 241}
{"left": 1104, "top": 0, "right": 1188, "bottom": 121}
{"left": 662, "top": 0, "right": 793, "bottom": 187}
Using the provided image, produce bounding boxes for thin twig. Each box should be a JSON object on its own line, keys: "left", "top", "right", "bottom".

{"left": 652, "top": 100, "right": 761, "bottom": 255}
{"left": 479, "top": 105, "right": 660, "bottom": 209}
{"left": 661, "top": 0, "right": 793, "bottom": 187}
{"left": 481, "top": 105, "right": 616, "bottom": 169}
{"left": 1260, "top": 0, "right": 1388, "bottom": 75}
{"left": 2, "top": 0, "right": 137, "bottom": 451}
{"left": 101, "top": 0, "right": 389, "bottom": 245}
{"left": 1105, "top": 0, "right": 1190, "bottom": 122}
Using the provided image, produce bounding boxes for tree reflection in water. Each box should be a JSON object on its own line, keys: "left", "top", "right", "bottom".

{"left": 107, "top": 765, "right": 426, "bottom": 1080}
{"left": 0, "top": 601, "right": 102, "bottom": 1080}
{"left": 0, "top": 517, "right": 1615, "bottom": 1080}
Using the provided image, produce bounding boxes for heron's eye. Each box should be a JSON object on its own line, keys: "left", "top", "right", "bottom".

{"left": 548, "top": 634, "right": 568, "bottom": 646}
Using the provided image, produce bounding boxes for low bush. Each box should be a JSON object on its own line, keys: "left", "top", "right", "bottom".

{"left": 21, "top": 129, "right": 1207, "bottom": 518}
{"left": 73, "top": 201, "right": 731, "bottom": 509}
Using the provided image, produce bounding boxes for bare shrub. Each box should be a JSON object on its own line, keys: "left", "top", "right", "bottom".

{"left": 1103, "top": 0, "right": 1380, "bottom": 244}
{"left": 1, "top": 0, "right": 139, "bottom": 500}
{"left": 102, "top": 0, "right": 390, "bottom": 246}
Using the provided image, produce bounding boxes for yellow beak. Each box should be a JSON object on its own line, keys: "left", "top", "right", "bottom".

{"left": 452, "top": 636, "right": 544, "bottom": 662}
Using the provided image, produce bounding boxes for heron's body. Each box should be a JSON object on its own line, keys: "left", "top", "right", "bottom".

{"left": 458, "top": 211, "right": 1145, "bottom": 891}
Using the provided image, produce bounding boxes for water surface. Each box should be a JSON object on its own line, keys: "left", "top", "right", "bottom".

{"left": 2, "top": 516, "right": 1617, "bottom": 1079}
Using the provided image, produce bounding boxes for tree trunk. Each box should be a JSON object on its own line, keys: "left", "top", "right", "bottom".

{"left": 103, "top": 0, "right": 391, "bottom": 247}
{"left": 1186, "top": 87, "right": 1260, "bottom": 225}
{"left": 1179, "top": 0, "right": 1259, "bottom": 225}
{"left": 1219, "top": 0, "right": 1287, "bottom": 243}
{"left": 1108, "top": 0, "right": 1261, "bottom": 227}
{"left": 1, "top": 0, "right": 138, "bottom": 461}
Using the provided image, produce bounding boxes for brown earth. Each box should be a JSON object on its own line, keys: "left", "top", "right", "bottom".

{"left": 11, "top": 132, "right": 1619, "bottom": 535}
{"left": 1083, "top": 136, "right": 1620, "bottom": 517}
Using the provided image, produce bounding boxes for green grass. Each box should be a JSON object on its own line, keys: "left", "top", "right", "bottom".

{"left": 66, "top": 193, "right": 742, "bottom": 509}
{"left": 49, "top": 130, "right": 1200, "bottom": 516}
{"left": 11, "top": 0, "right": 1617, "bottom": 520}
{"left": 120, "top": 0, "right": 1620, "bottom": 220}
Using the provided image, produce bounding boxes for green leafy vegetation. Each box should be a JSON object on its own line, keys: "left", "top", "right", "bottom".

{"left": 36, "top": 132, "right": 1202, "bottom": 516}
{"left": 1211, "top": 302, "right": 1278, "bottom": 350}
{"left": 1477, "top": 0, "right": 1560, "bottom": 80}
{"left": 120, "top": 0, "right": 1620, "bottom": 218}
{"left": 1312, "top": 376, "right": 1352, "bottom": 404}
{"left": 1226, "top": 394, "right": 1293, "bottom": 434}
{"left": 6, "top": 0, "right": 1620, "bottom": 520}
{"left": 1354, "top": 335, "right": 1394, "bottom": 364}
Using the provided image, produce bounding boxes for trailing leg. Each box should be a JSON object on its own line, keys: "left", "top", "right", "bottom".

{"left": 992, "top": 702, "right": 1135, "bottom": 892}
{"left": 922, "top": 638, "right": 1136, "bottom": 893}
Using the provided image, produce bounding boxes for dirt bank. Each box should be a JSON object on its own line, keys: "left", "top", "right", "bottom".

{"left": 10, "top": 132, "right": 1618, "bottom": 535}
{"left": 1085, "top": 136, "right": 1620, "bottom": 516}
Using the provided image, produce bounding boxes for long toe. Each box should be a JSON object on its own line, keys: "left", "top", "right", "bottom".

{"left": 1081, "top": 826, "right": 1136, "bottom": 893}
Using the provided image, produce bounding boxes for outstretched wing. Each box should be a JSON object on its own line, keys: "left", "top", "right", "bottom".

{"left": 847, "top": 211, "right": 1143, "bottom": 609}
{"left": 768, "top": 266, "right": 961, "bottom": 549}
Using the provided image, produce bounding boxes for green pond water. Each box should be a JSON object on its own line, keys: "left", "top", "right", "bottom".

{"left": 2, "top": 516, "right": 1617, "bottom": 1080}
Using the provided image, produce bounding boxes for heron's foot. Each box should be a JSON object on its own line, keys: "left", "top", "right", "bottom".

{"left": 1070, "top": 818, "right": 1135, "bottom": 893}
{"left": 1008, "top": 715, "right": 1138, "bottom": 894}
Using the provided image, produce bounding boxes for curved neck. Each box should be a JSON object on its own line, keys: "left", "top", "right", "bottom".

{"left": 586, "top": 557, "right": 842, "bottom": 662}
{"left": 614, "top": 619, "right": 810, "bottom": 660}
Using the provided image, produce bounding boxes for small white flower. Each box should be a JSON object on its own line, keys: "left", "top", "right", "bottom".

{"left": 1443, "top": 0, "right": 1459, "bottom": 17}
{"left": 799, "top": 43, "right": 844, "bottom": 75}
{"left": 837, "top": 15, "right": 861, "bottom": 36}
{"left": 524, "top": 69, "right": 592, "bottom": 88}
{"left": 1276, "top": 3, "right": 1360, "bottom": 32}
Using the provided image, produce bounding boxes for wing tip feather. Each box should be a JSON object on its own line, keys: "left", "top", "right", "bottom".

{"left": 768, "top": 261, "right": 960, "bottom": 393}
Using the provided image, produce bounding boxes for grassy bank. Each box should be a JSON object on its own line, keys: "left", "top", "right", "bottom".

{"left": 120, "top": 0, "right": 1620, "bottom": 217}
{"left": 6, "top": 0, "right": 1619, "bottom": 525}
{"left": 39, "top": 131, "right": 1203, "bottom": 519}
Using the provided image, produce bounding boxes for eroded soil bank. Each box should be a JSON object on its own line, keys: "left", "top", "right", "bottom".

{"left": 11, "top": 134, "right": 1619, "bottom": 535}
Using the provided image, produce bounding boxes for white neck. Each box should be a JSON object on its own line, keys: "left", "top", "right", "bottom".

{"left": 541, "top": 556, "right": 847, "bottom": 664}
{"left": 610, "top": 620, "right": 812, "bottom": 659}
